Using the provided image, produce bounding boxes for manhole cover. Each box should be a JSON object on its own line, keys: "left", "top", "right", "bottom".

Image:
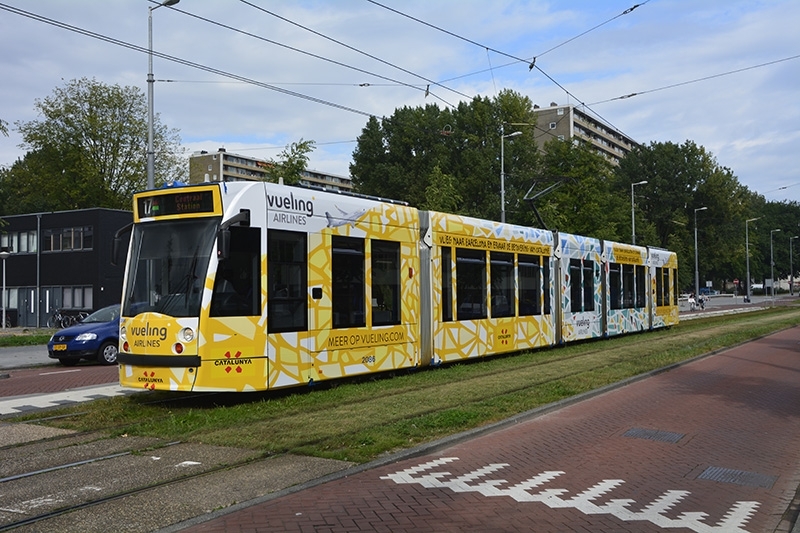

{"left": 623, "top": 427, "right": 684, "bottom": 443}
{"left": 697, "top": 466, "right": 776, "bottom": 488}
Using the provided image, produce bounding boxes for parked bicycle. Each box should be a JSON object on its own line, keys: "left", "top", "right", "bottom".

{"left": 47, "top": 309, "right": 75, "bottom": 329}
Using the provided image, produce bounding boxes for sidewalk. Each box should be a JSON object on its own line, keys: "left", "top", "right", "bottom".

{"left": 170, "top": 326, "right": 800, "bottom": 533}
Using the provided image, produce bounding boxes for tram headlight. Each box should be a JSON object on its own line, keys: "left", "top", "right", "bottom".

{"left": 180, "top": 327, "right": 195, "bottom": 343}
{"left": 120, "top": 326, "right": 127, "bottom": 341}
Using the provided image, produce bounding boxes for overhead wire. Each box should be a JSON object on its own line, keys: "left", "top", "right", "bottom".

{"left": 534, "top": 2, "right": 648, "bottom": 59}
{"left": 238, "top": 0, "right": 467, "bottom": 107}
{"left": 224, "top": 139, "right": 358, "bottom": 154}
{"left": 158, "top": 2, "right": 454, "bottom": 107}
{"left": 0, "top": 3, "right": 378, "bottom": 119}
{"left": 364, "top": 0, "right": 648, "bottom": 143}
{"left": 170, "top": 0, "right": 641, "bottom": 137}
{"left": 0, "top": 1, "right": 498, "bottom": 158}
{"left": 589, "top": 53, "right": 800, "bottom": 105}
{"left": 0, "top": 2, "right": 482, "bottom": 167}
{"left": 157, "top": 79, "right": 425, "bottom": 88}
{"left": 763, "top": 182, "right": 800, "bottom": 194}
{"left": 2, "top": 0, "right": 647, "bottom": 188}
{"left": 366, "top": 0, "right": 647, "bottom": 66}
{"left": 16, "top": 0, "right": 784, "bottom": 177}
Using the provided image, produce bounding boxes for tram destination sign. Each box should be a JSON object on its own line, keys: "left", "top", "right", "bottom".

{"left": 138, "top": 190, "right": 216, "bottom": 218}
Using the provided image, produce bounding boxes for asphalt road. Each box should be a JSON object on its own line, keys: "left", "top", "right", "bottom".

{"left": 0, "top": 343, "right": 54, "bottom": 370}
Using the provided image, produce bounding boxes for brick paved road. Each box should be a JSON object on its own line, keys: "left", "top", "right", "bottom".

{"left": 0, "top": 364, "right": 118, "bottom": 397}
{"left": 181, "top": 327, "right": 800, "bottom": 533}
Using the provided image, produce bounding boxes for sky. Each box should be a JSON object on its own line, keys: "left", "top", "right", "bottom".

{"left": 1, "top": 0, "right": 799, "bottom": 203}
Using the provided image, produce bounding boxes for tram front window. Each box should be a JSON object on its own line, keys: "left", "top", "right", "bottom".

{"left": 123, "top": 219, "right": 218, "bottom": 317}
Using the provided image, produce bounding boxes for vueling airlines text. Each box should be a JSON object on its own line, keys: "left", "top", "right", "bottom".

{"left": 130, "top": 323, "right": 168, "bottom": 348}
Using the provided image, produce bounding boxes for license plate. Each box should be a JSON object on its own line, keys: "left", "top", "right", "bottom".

{"left": 53, "top": 344, "right": 67, "bottom": 351}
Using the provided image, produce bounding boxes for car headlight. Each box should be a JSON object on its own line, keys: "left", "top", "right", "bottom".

{"left": 75, "top": 332, "right": 98, "bottom": 341}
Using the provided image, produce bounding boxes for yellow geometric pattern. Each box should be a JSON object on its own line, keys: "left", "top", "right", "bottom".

{"left": 650, "top": 248, "right": 680, "bottom": 328}
{"left": 429, "top": 211, "right": 555, "bottom": 364}
{"left": 558, "top": 232, "right": 604, "bottom": 342}
{"left": 605, "top": 242, "right": 650, "bottom": 336}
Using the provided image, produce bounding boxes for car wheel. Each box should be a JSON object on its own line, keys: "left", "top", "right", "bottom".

{"left": 97, "top": 341, "right": 119, "bottom": 365}
{"left": 59, "top": 358, "right": 79, "bottom": 367}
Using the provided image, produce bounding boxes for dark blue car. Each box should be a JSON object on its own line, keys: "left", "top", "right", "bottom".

{"left": 48, "top": 304, "right": 120, "bottom": 366}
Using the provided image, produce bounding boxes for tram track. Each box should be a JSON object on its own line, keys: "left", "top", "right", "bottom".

{"left": 0, "top": 432, "right": 347, "bottom": 533}
{"left": 0, "top": 445, "right": 265, "bottom": 532}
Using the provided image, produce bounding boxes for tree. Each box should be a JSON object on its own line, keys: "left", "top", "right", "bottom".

{"left": 1, "top": 77, "right": 184, "bottom": 214}
{"left": 351, "top": 104, "right": 454, "bottom": 208}
{"left": 612, "top": 140, "right": 759, "bottom": 291}
{"left": 0, "top": 118, "right": 8, "bottom": 137}
{"left": 266, "top": 139, "right": 316, "bottom": 184}
{"left": 526, "top": 138, "right": 619, "bottom": 236}
{"left": 421, "top": 165, "right": 462, "bottom": 212}
{"left": 0, "top": 145, "right": 88, "bottom": 214}
{"left": 350, "top": 90, "right": 539, "bottom": 224}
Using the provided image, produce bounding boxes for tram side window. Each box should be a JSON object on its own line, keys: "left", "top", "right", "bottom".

{"left": 583, "top": 260, "right": 595, "bottom": 312}
{"left": 267, "top": 230, "right": 308, "bottom": 332}
{"left": 672, "top": 268, "right": 679, "bottom": 305}
{"left": 456, "top": 248, "right": 487, "bottom": 320}
{"left": 372, "top": 240, "right": 400, "bottom": 326}
{"left": 622, "top": 264, "right": 635, "bottom": 308}
{"left": 543, "top": 259, "right": 551, "bottom": 314}
{"left": 332, "top": 236, "right": 366, "bottom": 329}
{"left": 569, "top": 259, "right": 582, "bottom": 313}
{"left": 491, "top": 252, "right": 514, "bottom": 318}
{"left": 518, "top": 254, "right": 541, "bottom": 316}
{"left": 569, "top": 259, "right": 595, "bottom": 312}
{"left": 656, "top": 267, "right": 665, "bottom": 307}
{"left": 442, "top": 247, "right": 453, "bottom": 322}
{"left": 211, "top": 226, "right": 261, "bottom": 317}
{"left": 609, "top": 263, "right": 622, "bottom": 310}
{"left": 663, "top": 268, "right": 671, "bottom": 305}
{"left": 635, "top": 265, "right": 646, "bottom": 308}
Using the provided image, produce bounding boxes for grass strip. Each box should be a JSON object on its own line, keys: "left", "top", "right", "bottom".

{"left": 18, "top": 306, "right": 800, "bottom": 464}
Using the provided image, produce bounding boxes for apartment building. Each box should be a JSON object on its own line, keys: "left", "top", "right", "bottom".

{"left": 531, "top": 103, "right": 638, "bottom": 165}
{"left": 189, "top": 148, "right": 353, "bottom": 192}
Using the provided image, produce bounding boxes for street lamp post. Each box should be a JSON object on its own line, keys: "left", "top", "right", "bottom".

{"left": 791, "top": 236, "right": 799, "bottom": 296}
{"left": 0, "top": 249, "right": 10, "bottom": 329}
{"left": 694, "top": 206, "right": 708, "bottom": 299}
{"left": 770, "top": 229, "right": 781, "bottom": 297}
{"left": 745, "top": 217, "right": 761, "bottom": 303}
{"left": 500, "top": 125, "right": 522, "bottom": 223}
{"left": 631, "top": 180, "right": 648, "bottom": 245}
{"left": 147, "top": 0, "right": 180, "bottom": 191}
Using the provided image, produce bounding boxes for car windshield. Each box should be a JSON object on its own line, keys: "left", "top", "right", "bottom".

{"left": 82, "top": 305, "right": 120, "bottom": 323}
{"left": 122, "top": 218, "right": 218, "bottom": 317}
